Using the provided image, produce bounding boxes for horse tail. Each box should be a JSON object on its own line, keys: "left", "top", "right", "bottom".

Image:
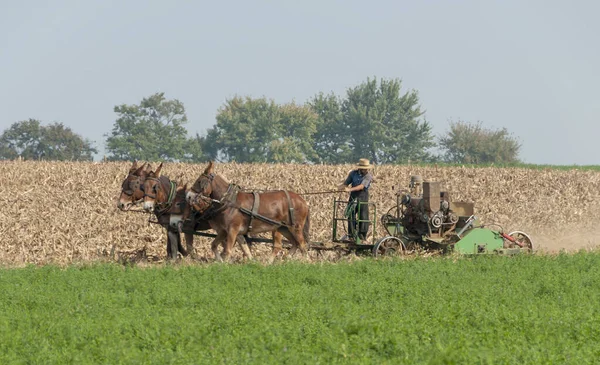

{"left": 302, "top": 207, "right": 311, "bottom": 246}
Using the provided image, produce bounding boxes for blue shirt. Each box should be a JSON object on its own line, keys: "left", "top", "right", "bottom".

{"left": 344, "top": 170, "right": 373, "bottom": 191}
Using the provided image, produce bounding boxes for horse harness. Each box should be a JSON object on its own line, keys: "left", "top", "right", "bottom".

{"left": 238, "top": 190, "right": 296, "bottom": 233}
{"left": 193, "top": 173, "right": 296, "bottom": 232}
{"left": 144, "top": 176, "right": 177, "bottom": 216}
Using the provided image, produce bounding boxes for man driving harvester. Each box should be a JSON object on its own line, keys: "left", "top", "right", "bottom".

{"left": 338, "top": 158, "right": 374, "bottom": 242}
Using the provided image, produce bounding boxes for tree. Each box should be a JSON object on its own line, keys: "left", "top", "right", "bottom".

{"left": 342, "top": 77, "right": 434, "bottom": 164}
{"left": 308, "top": 93, "right": 350, "bottom": 164}
{"left": 182, "top": 133, "right": 209, "bottom": 163}
{"left": 268, "top": 103, "right": 318, "bottom": 163}
{"left": 0, "top": 119, "right": 97, "bottom": 161}
{"left": 204, "top": 96, "right": 318, "bottom": 163}
{"left": 438, "top": 120, "right": 522, "bottom": 164}
{"left": 105, "top": 93, "right": 191, "bottom": 162}
{"left": 309, "top": 77, "right": 434, "bottom": 164}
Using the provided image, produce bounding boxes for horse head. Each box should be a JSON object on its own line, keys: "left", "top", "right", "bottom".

{"left": 117, "top": 161, "right": 150, "bottom": 211}
{"left": 141, "top": 163, "right": 166, "bottom": 212}
{"left": 187, "top": 161, "right": 217, "bottom": 203}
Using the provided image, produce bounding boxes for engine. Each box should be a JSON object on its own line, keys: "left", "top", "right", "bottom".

{"left": 398, "top": 176, "right": 459, "bottom": 237}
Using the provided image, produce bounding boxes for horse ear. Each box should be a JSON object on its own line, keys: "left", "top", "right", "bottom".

{"left": 131, "top": 160, "right": 138, "bottom": 169}
{"left": 155, "top": 162, "right": 163, "bottom": 176}
{"left": 204, "top": 161, "right": 214, "bottom": 174}
{"left": 134, "top": 163, "right": 146, "bottom": 175}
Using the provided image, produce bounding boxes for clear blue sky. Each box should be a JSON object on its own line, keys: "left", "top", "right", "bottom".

{"left": 1, "top": 0, "right": 598, "bottom": 165}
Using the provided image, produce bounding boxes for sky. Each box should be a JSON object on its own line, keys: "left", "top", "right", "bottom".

{"left": 1, "top": 0, "right": 598, "bottom": 165}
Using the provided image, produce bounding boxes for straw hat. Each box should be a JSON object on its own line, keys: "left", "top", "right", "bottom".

{"left": 356, "top": 158, "right": 373, "bottom": 169}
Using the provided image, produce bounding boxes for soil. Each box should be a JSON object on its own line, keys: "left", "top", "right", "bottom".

{"left": 527, "top": 225, "right": 600, "bottom": 253}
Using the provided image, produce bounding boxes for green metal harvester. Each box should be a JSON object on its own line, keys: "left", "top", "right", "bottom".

{"left": 375, "top": 175, "right": 534, "bottom": 256}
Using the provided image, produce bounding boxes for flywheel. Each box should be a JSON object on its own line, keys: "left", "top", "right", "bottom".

{"left": 380, "top": 205, "right": 406, "bottom": 236}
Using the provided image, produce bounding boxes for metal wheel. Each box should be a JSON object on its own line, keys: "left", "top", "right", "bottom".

{"left": 381, "top": 205, "right": 406, "bottom": 236}
{"left": 373, "top": 236, "right": 406, "bottom": 257}
{"left": 508, "top": 231, "right": 534, "bottom": 251}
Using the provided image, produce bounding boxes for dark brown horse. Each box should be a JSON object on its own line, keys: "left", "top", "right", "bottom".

{"left": 142, "top": 163, "right": 253, "bottom": 260}
{"left": 117, "top": 161, "right": 189, "bottom": 259}
{"left": 186, "top": 161, "right": 310, "bottom": 262}
{"left": 117, "top": 160, "right": 149, "bottom": 211}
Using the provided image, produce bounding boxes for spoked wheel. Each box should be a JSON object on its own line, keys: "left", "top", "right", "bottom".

{"left": 381, "top": 205, "right": 406, "bottom": 236}
{"left": 373, "top": 236, "right": 406, "bottom": 257}
{"left": 507, "top": 231, "right": 534, "bottom": 251}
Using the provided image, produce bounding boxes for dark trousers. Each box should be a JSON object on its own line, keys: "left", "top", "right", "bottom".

{"left": 348, "top": 191, "right": 369, "bottom": 240}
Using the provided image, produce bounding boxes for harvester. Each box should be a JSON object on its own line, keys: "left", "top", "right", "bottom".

{"left": 378, "top": 176, "right": 534, "bottom": 255}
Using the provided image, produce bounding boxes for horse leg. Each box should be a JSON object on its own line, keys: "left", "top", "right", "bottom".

{"left": 221, "top": 228, "right": 241, "bottom": 263}
{"left": 296, "top": 225, "right": 309, "bottom": 259}
{"left": 211, "top": 231, "right": 226, "bottom": 262}
{"left": 166, "top": 231, "right": 173, "bottom": 259}
{"left": 184, "top": 232, "right": 195, "bottom": 258}
{"left": 236, "top": 235, "right": 253, "bottom": 260}
{"left": 269, "top": 230, "right": 284, "bottom": 263}
{"left": 166, "top": 229, "right": 179, "bottom": 260}
{"left": 280, "top": 225, "right": 309, "bottom": 260}
{"left": 177, "top": 233, "right": 188, "bottom": 257}
{"left": 279, "top": 228, "right": 299, "bottom": 258}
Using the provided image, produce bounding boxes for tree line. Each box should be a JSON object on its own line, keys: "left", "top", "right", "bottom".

{"left": 0, "top": 77, "right": 521, "bottom": 165}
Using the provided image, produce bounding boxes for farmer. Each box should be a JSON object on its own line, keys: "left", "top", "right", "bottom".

{"left": 338, "top": 158, "right": 374, "bottom": 241}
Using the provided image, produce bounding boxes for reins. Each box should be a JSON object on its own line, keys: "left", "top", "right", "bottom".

{"left": 296, "top": 190, "right": 341, "bottom": 195}
{"left": 194, "top": 172, "right": 340, "bottom": 196}
{"left": 239, "top": 188, "right": 340, "bottom": 196}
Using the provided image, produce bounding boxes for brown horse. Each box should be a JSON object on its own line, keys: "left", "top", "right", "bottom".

{"left": 117, "top": 161, "right": 189, "bottom": 259}
{"left": 117, "top": 160, "right": 149, "bottom": 211}
{"left": 186, "top": 161, "right": 310, "bottom": 262}
{"left": 142, "top": 163, "right": 253, "bottom": 260}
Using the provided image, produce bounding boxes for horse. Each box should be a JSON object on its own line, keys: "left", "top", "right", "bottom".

{"left": 117, "top": 160, "right": 149, "bottom": 211}
{"left": 186, "top": 161, "right": 310, "bottom": 262}
{"left": 141, "top": 163, "right": 253, "bottom": 260}
{"left": 117, "top": 161, "right": 188, "bottom": 259}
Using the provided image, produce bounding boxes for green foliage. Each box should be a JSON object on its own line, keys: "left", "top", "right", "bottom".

{"left": 438, "top": 120, "right": 522, "bottom": 164}
{"left": 2, "top": 254, "right": 600, "bottom": 364}
{"left": 309, "top": 77, "right": 435, "bottom": 164}
{"left": 360, "top": 160, "right": 600, "bottom": 171}
{"left": 0, "top": 119, "right": 96, "bottom": 161}
{"left": 344, "top": 77, "right": 435, "bottom": 164}
{"left": 308, "top": 92, "right": 350, "bottom": 164}
{"left": 105, "top": 93, "right": 196, "bottom": 162}
{"left": 182, "top": 133, "right": 209, "bottom": 163}
{"left": 204, "top": 96, "right": 318, "bottom": 163}
{"left": 269, "top": 103, "right": 318, "bottom": 163}
{"left": 205, "top": 77, "right": 434, "bottom": 165}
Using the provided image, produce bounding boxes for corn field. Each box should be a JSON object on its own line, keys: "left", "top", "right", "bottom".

{"left": 1, "top": 160, "right": 599, "bottom": 266}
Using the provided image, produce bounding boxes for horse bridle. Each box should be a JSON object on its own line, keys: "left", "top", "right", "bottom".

{"left": 121, "top": 174, "right": 144, "bottom": 197}
{"left": 142, "top": 177, "right": 162, "bottom": 200}
{"left": 190, "top": 173, "right": 215, "bottom": 195}
{"left": 144, "top": 176, "right": 176, "bottom": 214}
{"left": 188, "top": 173, "right": 235, "bottom": 220}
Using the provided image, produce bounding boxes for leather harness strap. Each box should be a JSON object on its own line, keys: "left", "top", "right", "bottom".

{"left": 248, "top": 192, "right": 260, "bottom": 232}
{"left": 240, "top": 190, "right": 297, "bottom": 232}
{"left": 283, "top": 190, "right": 295, "bottom": 227}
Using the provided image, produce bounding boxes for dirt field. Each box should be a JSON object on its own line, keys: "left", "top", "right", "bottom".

{"left": 1, "top": 161, "right": 599, "bottom": 266}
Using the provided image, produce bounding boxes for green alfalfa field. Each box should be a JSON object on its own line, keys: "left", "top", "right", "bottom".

{"left": 1, "top": 161, "right": 599, "bottom": 363}
{"left": 2, "top": 253, "right": 600, "bottom": 364}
